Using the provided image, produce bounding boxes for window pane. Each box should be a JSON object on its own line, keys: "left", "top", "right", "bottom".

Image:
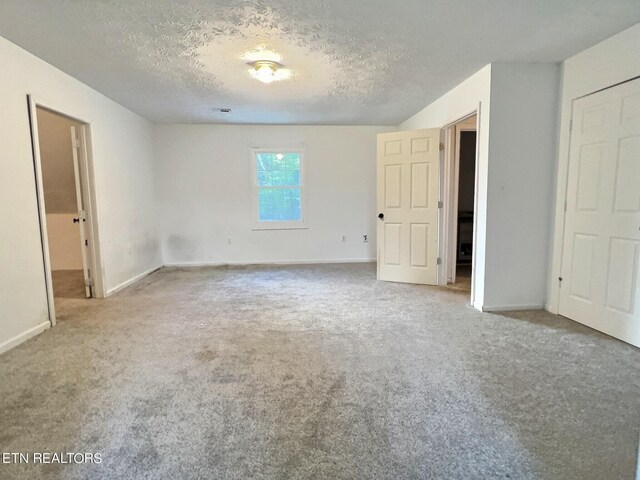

{"left": 271, "top": 153, "right": 286, "bottom": 170}
{"left": 286, "top": 171, "right": 300, "bottom": 186}
{"left": 258, "top": 187, "right": 301, "bottom": 221}
{"left": 259, "top": 202, "right": 272, "bottom": 220}
{"left": 255, "top": 151, "right": 303, "bottom": 224}
{"left": 256, "top": 152, "right": 301, "bottom": 187}
{"left": 284, "top": 188, "right": 301, "bottom": 220}
{"left": 284, "top": 153, "right": 300, "bottom": 170}
{"left": 256, "top": 153, "right": 272, "bottom": 171}
{"left": 271, "top": 171, "right": 286, "bottom": 186}
{"left": 257, "top": 171, "right": 271, "bottom": 186}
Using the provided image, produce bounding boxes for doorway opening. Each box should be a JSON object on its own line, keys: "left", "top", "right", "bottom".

{"left": 442, "top": 113, "right": 478, "bottom": 298}
{"left": 28, "top": 97, "right": 103, "bottom": 326}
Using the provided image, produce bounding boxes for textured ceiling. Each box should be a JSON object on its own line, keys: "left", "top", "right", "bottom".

{"left": 0, "top": 1, "right": 638, "bottom": 124}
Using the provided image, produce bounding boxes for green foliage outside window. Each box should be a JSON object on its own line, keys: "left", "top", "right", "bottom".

{"left": 256, "top": 152, "right": 302, "bottom": 221}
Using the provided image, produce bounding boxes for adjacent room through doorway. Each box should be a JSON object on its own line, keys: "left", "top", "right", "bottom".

{"left": 447, "top": 114, "right": 477, "bottom": 294}
{"left": 34, "top": 106, "right": 94, "bottom": 312}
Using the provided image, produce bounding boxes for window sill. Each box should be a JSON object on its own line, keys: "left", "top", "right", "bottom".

{"left": 252, "top": 222, "right": 308, "bottom": 231}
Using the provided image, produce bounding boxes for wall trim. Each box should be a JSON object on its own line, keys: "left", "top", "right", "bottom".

{"left": 163, "top": 258, "right": 376, "bottom": 267}
{"left": 0, "top": 321, "right": 50, "bottom": 355}
{"left": 106, "top": 265, "right": 163, "bottom": 296}
{"left": 481, "top": 304, "right": 545, "bottom": 312}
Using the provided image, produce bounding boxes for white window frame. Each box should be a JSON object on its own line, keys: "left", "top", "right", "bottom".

{"left": 250, "top": 147, "right": 308, "bottom": 230}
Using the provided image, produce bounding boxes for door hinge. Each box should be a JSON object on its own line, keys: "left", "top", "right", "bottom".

{"left": 438, "top": 200, "right": 443, "bottom": 209}
{"left": 73, "top": 138, "right": 81, "bottom": 149}
{"left": 78, "top": 210, "right": 87, "bottom": 220}
{"left": 437, "top": 257, "right": 442, "bottom": 265}
{"left": 439, "top": 142, "right": 444, "bottom": 151}
{"left": 85, "top": 277, "right": 94, "bottom": 287}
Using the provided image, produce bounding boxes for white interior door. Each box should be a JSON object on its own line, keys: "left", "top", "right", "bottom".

{"left": 377, "top": 129, "right": 441, "bottom": 284}
{"left": 560, "top": 77, "right": 640, "bottom": 347}
{"left": 70, "top": 126, "right": 93, "bottom": 298}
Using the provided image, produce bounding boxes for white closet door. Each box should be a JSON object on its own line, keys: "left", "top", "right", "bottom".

{"left": 560, "top": 77, "right": 640, "bottom": 347}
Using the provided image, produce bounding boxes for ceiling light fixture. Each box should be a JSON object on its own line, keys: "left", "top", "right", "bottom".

{"left": 249, "top": 60, "right": 279, "bottom": 84}
{"left": 247, "top": 59, "right": 291, "bottom": 84}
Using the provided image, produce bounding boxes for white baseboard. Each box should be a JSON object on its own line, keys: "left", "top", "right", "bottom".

{"left": 0, "top": 321, "right": 50, "bottom": 355}
{"left": 481, "top": 303, "right": 545, "bottom": 312}
{"left": 163, "top": 258, "right": 376, "bottom": 267}
{"left": 105, "top": 265, "right": 163, "bottom": 297}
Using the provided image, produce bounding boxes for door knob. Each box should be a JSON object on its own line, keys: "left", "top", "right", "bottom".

{"left": 73, "top": 218, "right": 80, "bottom": 223}
{"left": 378, "top": 213, "right": 384, "bottom": 220}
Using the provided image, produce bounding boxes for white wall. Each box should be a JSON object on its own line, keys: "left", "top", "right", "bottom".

{"left": 156, "top": 125, "right": 392, "bottom": 265}
{"left": 45, "top": 214, "right": 83, "bottom": 270}
{"left": 484, "top": 63, "right": 560, "bottom": 310}
{"left": 547, "top": 23, "right": 640, "bottom": 313}
{"left": 401, "top": 63, "right": 560, "bottom": 310}
{"left": 0, "top": 36, "right": 161, "bottom": 353}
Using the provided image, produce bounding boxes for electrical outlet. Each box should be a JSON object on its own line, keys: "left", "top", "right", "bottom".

{"left": 363, "top": 234, "right": 368, "bottom": 243}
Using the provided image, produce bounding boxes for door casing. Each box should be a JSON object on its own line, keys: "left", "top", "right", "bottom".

{"left": 440, "top": 108, "right": 481, "bottom": 306}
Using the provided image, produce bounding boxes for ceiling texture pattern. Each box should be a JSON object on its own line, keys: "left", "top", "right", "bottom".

{"left": 1, "top": 0, "right": 638, "bottom": 124}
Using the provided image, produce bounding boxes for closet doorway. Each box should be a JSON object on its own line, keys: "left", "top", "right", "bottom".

{"left": 28, "top": 98, "right": 103, "bottom": 325}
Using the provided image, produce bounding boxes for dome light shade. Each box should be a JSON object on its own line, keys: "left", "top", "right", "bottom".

{"left": 251, "top": 61, "right": 277, "bottom": 83}
{"left": 247, "top": 59, "right": 292, "bottom": 84}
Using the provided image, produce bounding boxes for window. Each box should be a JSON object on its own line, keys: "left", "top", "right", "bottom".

{"left": 251, "top": 148, "right": 307, "bottom": 229}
